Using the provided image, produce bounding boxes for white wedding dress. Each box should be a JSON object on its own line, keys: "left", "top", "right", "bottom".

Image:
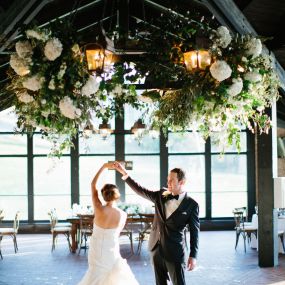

{"left": 77, "top": 223, "right": 139, "bottom": 285}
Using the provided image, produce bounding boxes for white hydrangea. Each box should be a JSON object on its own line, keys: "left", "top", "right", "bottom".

{"left": 227, "top": 78, "right": 243, "bottom": 96}
{"left": 138, "top": 95, "right": 153, "bottom": 104}
{"left": 10, "top": 54, "right": 30, "bottom": 76}
{"left": 48, "top": 79, "right": 55, "bottom": 90}
{"left": 210, "top": 60, "right": 232, "bottom": 82}
{"left": 57, "top": 62, "right": 67, "bottom": 79}
{"left": 59, "top": 96, "right": 81, "bottom": 119}
{"left": 22, "top": 75, "right": 45, "bottom": 91}
{"left": 15, "top": 41, "right": 33, "bottom": 58}
{"left": 245, "top": 38, "right": 262, "bottom": 58}
{"left": 17, "top": 91, "right": 34, "bottom": 103}
{"left": 81, "top": 76, "right": 100, "bottom": 97}
{"left": 244, "top": 71, "right": 262, "bottom": 82}
{"left": 214, "top": 26, "right": 232, "bottom": 48}
{"left": 110, "top": 84, "right": 123, "bottom": 97}
{"left": 25, "top": 29, "right": 47, "bottom": 41}
{"left": 44, "top": 38, "right": 63, "bottom": 61}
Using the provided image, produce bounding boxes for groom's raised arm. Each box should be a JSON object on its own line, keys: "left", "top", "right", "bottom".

{"left": 113, "top": 161, "right": 158, "bottom": 203}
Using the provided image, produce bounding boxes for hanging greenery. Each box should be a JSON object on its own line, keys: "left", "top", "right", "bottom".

{"left": 6, "top": 9, "right": 280, "bottom": 156}
{"left": 131, "top": 12, "right": 280, "bottom": 150}
{"left": 6, "top": 21, "right": 141, "bottom": 156}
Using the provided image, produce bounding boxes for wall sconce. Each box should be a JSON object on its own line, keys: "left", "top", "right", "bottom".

{"left": 183, "top": 50, "right": 212, "bottom": 71}
{"left": 98, "top": 122, "right": 113, "bottom": 140}
{"left": 131, "top": 119, "right": 146, "bottom": 138}
{"left": 85, "top": 43, "right": 115, "bottom": 74}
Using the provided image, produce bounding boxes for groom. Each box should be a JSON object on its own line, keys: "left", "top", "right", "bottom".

{"left": 113, "top": 161, "right": 199, "bottom": 285}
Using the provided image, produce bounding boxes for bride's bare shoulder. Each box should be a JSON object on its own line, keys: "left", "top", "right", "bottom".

{"left": 117, "top": 208, "right": 127, "bottom": 219}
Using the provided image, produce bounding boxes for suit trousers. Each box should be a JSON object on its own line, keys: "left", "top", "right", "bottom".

{"left": 150, "top": 243, "right": 186, "bottom": 285}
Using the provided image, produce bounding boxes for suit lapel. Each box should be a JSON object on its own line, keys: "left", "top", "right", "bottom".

{"left": 166, "top": 192, "right": 189, "bottom": 220}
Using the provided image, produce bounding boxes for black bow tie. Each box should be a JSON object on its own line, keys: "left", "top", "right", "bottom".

{"left": 165, "top": 194, "right": 179, "bottom": 201}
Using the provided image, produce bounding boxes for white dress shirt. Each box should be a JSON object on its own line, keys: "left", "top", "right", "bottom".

{"left": 165, "top": 192, "right": 186, "bottom": 219}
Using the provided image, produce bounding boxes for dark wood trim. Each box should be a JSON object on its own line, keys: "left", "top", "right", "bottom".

{"left": 160, "top": 131, "right": 168, "bottom": 188}
{"left": 27, "top": 134, "right": 34, "bottom": 223}
{"left": 257, "top": 106, "right": 278, "bottom": 267}
{"left": 247, "top": 130, "right": 256, "bottom": 219}
{"left": 205, "top": 138, "right": 211, "bottom": 219}
{"left": 70, "top": 134, "right": 79, "bottom": 205}
{"left": 115, "top": 114, "right": 125, "bottom": 200}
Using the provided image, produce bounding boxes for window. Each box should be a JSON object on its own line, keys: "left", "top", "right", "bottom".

{"left": 211, "top": 154, "right": 247, "bottom": 217}
{"left": 125, "top": 104, "right": 159, "bottom": 208}
{"left": 0, "top": 108, "right": 28, "bottom": 220}
{"left": 168, "top": 132, "right": 206, "bottom": 218}
{"left": 0, "top": 158, "right": 28, "bottom": 220}
{"left": 33, "top": 157, "right": 71, "bottom": 220}
{"left": 79, "top": 133, "right": 115, "bottom": 207}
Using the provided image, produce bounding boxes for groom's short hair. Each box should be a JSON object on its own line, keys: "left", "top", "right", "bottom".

{"left": 170, "top": 168, "right": 186, "bottom": 182}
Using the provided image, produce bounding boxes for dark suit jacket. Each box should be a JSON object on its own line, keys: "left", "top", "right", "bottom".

{"left": 125, "top": 176, "right": 200, "bottom": 263}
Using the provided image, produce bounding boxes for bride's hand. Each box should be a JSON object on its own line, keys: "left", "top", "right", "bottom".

{"left": 113, "top": 161, "right": 128, "bottom": 176}
{"left": 104, "top": 162, "right": 115, "bottom": 170}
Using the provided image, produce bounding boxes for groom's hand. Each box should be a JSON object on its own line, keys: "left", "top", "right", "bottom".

{"left": 187, "top": 257, "right": 197, "bottom": 271}
{"left": 113, "top": 161, "right": 128, "bottom": 176}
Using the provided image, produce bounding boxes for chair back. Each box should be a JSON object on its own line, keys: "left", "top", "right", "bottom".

{"left": 79, "top": 216, "right": 93, "bottom": 235}
{"left": 49, "top": 212, "right": 58, "bottom": 231}
{"left": 233, "top": 210, "right": 245, "bottom": 229}
{"left": 13, "top": 212, "right": 20, "bottom": 232}
{"left": 233, "top": 207, "right": 247, "bottom": 221}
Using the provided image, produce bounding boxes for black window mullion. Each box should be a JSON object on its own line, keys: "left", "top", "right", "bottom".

{"left": 205, "top": 138, "right": 212, "bottom": 219}
{"left": 115, "top": 114, "right": 125, "bottom": 201}
{"left": 160, "top": 131, "right": 168, "bottom": 188}
{"left": 71, "top": 134, "right": 79, "bottom": 205}
{"left": 27, "top": 134, "right": 34, "bottom": 223}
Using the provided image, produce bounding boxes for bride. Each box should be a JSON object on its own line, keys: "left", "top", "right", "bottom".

{"left": 77, "top": 162, "right": 139, "bottom": 285}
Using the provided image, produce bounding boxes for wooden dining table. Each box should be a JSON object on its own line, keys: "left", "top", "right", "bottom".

{"left": 66, "top": 214, "right": 94, "bottom": 253}
{"left": 66, "top": 213, "right": 154, "bottom": 253}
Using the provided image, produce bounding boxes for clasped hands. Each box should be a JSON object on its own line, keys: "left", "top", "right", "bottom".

{"left": 102, "top": 161, "right": 127, "bottom": 176}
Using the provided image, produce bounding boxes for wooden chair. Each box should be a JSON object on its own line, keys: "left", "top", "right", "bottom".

{"left": 233, "top": 210, "right": 257, "bottom": 252}
{"left": 120, "top": 214, "right": 135, "bottom": 255}
{"left": 48, "top": 209, "right": 72, "bottom": 228}
{"left": 137, "top": 213, "right": 154, "bottom": 254}
{"left": 77, "top": 216, "right": 93, "bottom": 255}
{"left": 0, "top": 211, "right": 20, "bottom": 259}
{"left": 50, "top": 212, "right": 71, "bottom": 252}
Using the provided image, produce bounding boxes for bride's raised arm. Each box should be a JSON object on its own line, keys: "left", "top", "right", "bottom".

{"left": 91, "top": 163, "right": 113, "bottom": 209}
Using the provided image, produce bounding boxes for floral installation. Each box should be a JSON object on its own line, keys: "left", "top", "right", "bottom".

{"left": 6, "top": 10, "right": 281, "bottom": 155}
{"left": 7, "top": 22, "right": 141, "bottom": 156}
{"left": 132, "top": 13, "right": 280, "bottom": 150}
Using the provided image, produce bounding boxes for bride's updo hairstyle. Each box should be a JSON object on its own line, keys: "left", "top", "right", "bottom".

{"left": 101, "top": 184, "right": 120, "bottom": 202}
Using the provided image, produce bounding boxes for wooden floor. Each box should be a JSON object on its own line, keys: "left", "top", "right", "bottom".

{"left": 0, "top": 231, "right": 285, "bottom": 285}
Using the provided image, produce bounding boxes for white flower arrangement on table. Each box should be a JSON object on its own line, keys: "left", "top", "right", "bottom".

{"left": 7, "top": 22, "right": 141, "bottom": 157}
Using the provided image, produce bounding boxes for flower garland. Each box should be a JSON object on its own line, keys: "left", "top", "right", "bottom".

{"left": 6, "top": 12, "right": 281, "bottom": 155}
{"left": 133, "top": 13, "right": 280, "bottom": 150}
{"left": 7, "top": 22, "right": 141, "bottom": 156}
